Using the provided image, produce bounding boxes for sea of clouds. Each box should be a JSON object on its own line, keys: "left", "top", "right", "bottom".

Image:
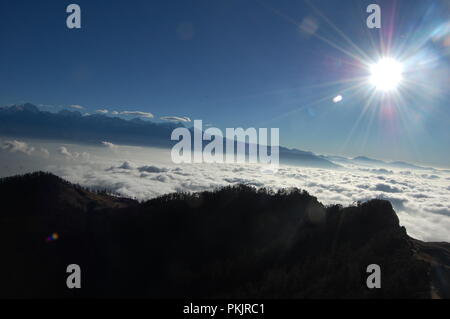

{"left": 1, "top": 138, "right": 449, "bottom": 242}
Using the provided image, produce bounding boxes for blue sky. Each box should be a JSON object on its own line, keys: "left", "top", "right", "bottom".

{"left": 0, "top": 0, "right": 449, "bottom": 166}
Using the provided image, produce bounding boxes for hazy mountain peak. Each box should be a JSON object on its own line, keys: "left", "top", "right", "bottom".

{"left": 353, "top": 156, "right": 381, "bottom": 162}
{"left": 1, "top": 103, "right": 40, "bottom": 113}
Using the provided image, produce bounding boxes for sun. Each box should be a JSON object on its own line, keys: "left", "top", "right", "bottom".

{"left": 369, "top": 58, "right": 403, "bottom": 92}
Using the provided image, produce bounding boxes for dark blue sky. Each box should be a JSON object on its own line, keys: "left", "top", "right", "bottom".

{"left": 1, "top": 0, "right": 449, "bottom": 166}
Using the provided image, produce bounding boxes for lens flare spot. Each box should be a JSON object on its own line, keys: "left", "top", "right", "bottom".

{"left": 333, "top": 95, "right": 343, "bottom": 103}
{"left": 46, "top": 232, "right": 60, "bottom": 242}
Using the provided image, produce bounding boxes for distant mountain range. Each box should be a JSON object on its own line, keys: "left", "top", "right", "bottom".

{"left": 0, "top": 103, "right": 338, "bottom": 168}
{"left": 0, "top": 103, "right": 434, "bottom": 170}
{"left": 321, "top": 155, "right": 434, "bottom": 171}
{"left": 351, "top": 156, "right": 433, "bottom": 170}
{"left": 0, "top": 103, "right": 179, "bottom": 148}
{"left": 0, "top": 172, "right": 448, "bottom": 298}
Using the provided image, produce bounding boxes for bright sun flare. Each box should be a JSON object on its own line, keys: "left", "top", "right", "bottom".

{"left": 369, "top": 58, "right": 403, "bottom": 92}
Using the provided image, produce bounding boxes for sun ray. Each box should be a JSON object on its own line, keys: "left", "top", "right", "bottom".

{"left": 255, "top": 0, "right": 448, "bottom": 160}
{"left": 305, "top": 0, "right": 374, "bottom": 63}
{"left": 256, "top": 1, "right": 372, "bottom": 65}
{"left": 257, "top": 81, "right": 368, "bottom": 127}
{"left": 339, "top": 88, "right": 378, "bottom": 154}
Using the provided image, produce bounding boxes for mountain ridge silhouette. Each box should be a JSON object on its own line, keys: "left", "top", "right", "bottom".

{"left": 0, "top": 171, "right": 448, "bottom": 298}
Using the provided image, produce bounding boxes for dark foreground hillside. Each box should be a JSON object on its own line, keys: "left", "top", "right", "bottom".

{"left": 0, "top": 172, "right": 448, "bottom": 299}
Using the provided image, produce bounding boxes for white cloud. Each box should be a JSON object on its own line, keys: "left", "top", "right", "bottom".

{"left": 96, "top": 109, "right": 109, "bottom": 114}
{"left": 359, "top": 168, "right": 394, "bottom": 175}
{"left": 58, "top": 146, "right": 72, "bottom": 158}
{"left": 101, "top": 141, "right": 118, "bottom": 149}
{"left": 160, "top": 116, "right": 191, "bottom": 122}
{"left": 68, "top": 105, "right": 84, "bottom": 110}
{"left": 1, "top": 140, "right": 35, "bottom": 155}
{"left": 58, "top": 146, "right": 90, "bottom": 161}
{"left": 120, "top": 111, "right": 154, "bottom": 118}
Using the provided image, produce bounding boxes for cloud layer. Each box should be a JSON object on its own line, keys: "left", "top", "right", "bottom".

{"left": 1, "top": 139, "right": 449, "bottom": 242}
